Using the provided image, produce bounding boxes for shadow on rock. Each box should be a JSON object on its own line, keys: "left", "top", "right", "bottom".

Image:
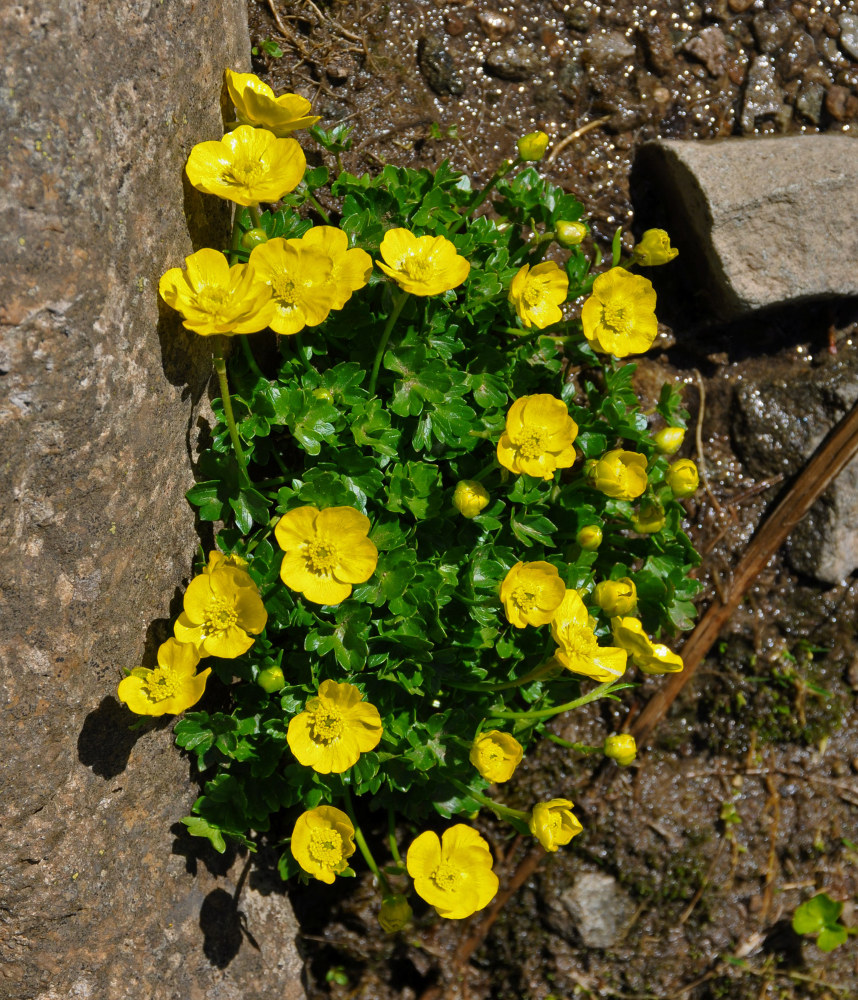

{"left": 200, "top": 887, "right": 244, "bottom": 968}
{"left": 762, "top": 918, "right": 805, "bottom": 965}
{"left": 171, "top": 820, "right": 240, "bottom": 878}
{"left": 77, "top": 696, "right": 168, "bottom": 778}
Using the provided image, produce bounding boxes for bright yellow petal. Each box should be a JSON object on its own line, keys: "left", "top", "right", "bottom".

{"left": 202, "top": 624, "right": 254, "bottom": 659}
{"left": 275, "top": 506, "right": 319, "bottom": 551}
{"left": 406, "top": 831, "right": 442, "bottom": 880}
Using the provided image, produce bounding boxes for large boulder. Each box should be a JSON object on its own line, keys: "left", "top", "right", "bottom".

{"left": 0, "top": 2, "right": 303, "bottom": 997}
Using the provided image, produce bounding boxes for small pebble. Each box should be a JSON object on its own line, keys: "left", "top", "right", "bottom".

{"left": 822, "top": 36, "right": 848, "bottom": 68}
{"left": 478, "top": 11, "right": 514, "bottom": 43}
{"left": 484, "top": 43, "right": 543, "bottom": 82}
{"left": 839, "top": 13, "right": 858, "bottom": 61}
{"left": 653, "top": 85, "right": 672, "bottom": 103}
{"left": 779, "top": 30, "right": 815, "bottom": 80}
{"left": 796, "top": 80, "right": 826, "bottom": 123}
{"left": 752, "top": 10, "right": 794, "bottom": 54}
{"left": 728, "top": 0, "right": 755, "bottom": 12}
{"left": 684, "top": 26, "right": 728, "bottom": 76}
{"left": 444, "top": 12, "right": 464, "bottom": 37}
{"left": 584, "top": 30, "right": 636, "bottom": 70}
{"left": 564, "top": 3, "right": 593, "bottom": 32}
{"left": 642, "top": 22, "right": 676, "bottom": 75}
{"left": 846, "top": 654, "right": 858, "bottom": 690}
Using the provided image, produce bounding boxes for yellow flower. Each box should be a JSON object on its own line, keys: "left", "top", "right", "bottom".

{"left": 247, "top": 237, "right": 338, "bottom": 335}
{"left": 406, "top": 825, "right": 499, "bottom": 920}
{"left": 117, "top": 638, "right": 210, "bottom": 716}
{"left": 497, "top": 394, "right": 578, "bottom": 479}
{"left": 500, "top": 561, "right": 566, "bottom": 629}
{"left": 631, "top": 499, "right": 665, "bottom": 535}
{"left": 653, "top": 426, "right": 685, "bottom": 454}
{"left": 666, "top": 458, "right": 699, "bottom": 498}
{"left": 453, "top": 480, "right": 490, "bottom": 518}
{"left": 185, "top": 125, "right": 306, "bottom": 206}
{"left": 291, "top": 805, "right": 356, "bottom": 884}
{"left": 173, "top": 557, "right": 268, "bottom": 658}
{"left": 517, "top": 130, "right": 549, "bottom": 161}
{"left": 508, "top": 261, "right": 568, "bottom": 330}
{"left": 469, "top": 730, "right": 523, "bottom": 783}
{"left": 300, "top": 226, "right": 373, "bottom": 309}
{"left": 287, "top": 679, "right": 383, "bottom": 774}
{"left": 275, "top": 505, "right": 378, "bottom": 606}
{"left": 580, "top": 267, "right": 658, "bottom": 357}
{"left": 376, "top": 228, "right": 470, "bottom": 296}
{"left": 204, "top": 549, "right": 248, "bottom": 573}
{"left": 611, "top": 617, "right": 684, "bottom": 675}
{"left": 555, "top": 220, "right": 587, "bottom": 247}
{"left": 224, "top": 68, "right": 320, "bottom": 135}
{"left": 604, "top": 733, "right": 637, "bottom": 766}
{"left": 593, "top": 578, "right": 637, "bottom": 617}
{"left": 576, "top": 524, "right": 603, "bottom": 550}
{"left": 632, "top": 228, "right": 679, "bottom": 266}
{"left": 159, "top": 248, "right": 275, "bottom": 337}
{"left": 550, "top": 589, "right": 627, "bottom": 682}
{"left": 528, "top": 799, "right": 583, "bottom": 852}
{"left": 588, "top": 449, "right": 648, "bottom": 500}
{"left": 379, "top": 895, "right": 413, "bottom": 933}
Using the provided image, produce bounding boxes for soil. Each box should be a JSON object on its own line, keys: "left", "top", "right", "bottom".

{"left": 242, "top": 1, "right": 858, "bottom": 997}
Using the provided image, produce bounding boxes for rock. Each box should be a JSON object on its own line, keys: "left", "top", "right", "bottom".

{"left": 779, "top": 30, "right": 816, "bottom": 80}
{"left": 840, "top": 13, "right": 858, "bottom": 61}
{"left": 822, "top": 35, "right": 850, "bottom": 68}
{"left": 561, "top": 872, "right": 636, "bottom": 949}
{"left": 731, "top": 359, "right": 858, "bottom": 583}
{"left": 632, "top": 136, "right": 858, "bottom": 316}
{"left": 796, "top": 80, "right": 827, "bottom": 122}
{"left": 478, "top": 10, "right": 514, "bottom": 42}
{"left": 584, "top": 30, "right": 637, "bottom": 70}
{"left": 557, "top": 59, "right": 587, "bottom": 104}
{"left": 0, "top": 1, "right": 304, "bottom": 998}
{"left": 752, "top": 10, "right": 795, "bottom": 54}
{"left": 484, "top": 43, "right": 544, "bottom": 81}
{"left": 825, "top": 84, "right": 858, "bottom": 121}
{"left": 564, "top": 4, "right": 594, "bottom": 32}
{"left": 418, "top": 34, "right": 465, "bottom": 95}
{"left": 683, "top": 26, "right": 728, "bottom": 76}
{"left": 445, "top": 12, "right": 465, "bottom": 36}
{"left": 702, "top": 0, "right": 730, "bottom": 19}
{"left": 741, "top": 55, "right": 789, "bottom": 133}
{"left": 642, "top": 21, "right": 676, "bottom": 75}
{"left": 728, "top": 0, "right": 755, "bottom": 11}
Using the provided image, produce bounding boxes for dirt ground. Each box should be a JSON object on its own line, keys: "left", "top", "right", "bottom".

{"left": 244, "top": 1, "right": 858, "bottom": 996}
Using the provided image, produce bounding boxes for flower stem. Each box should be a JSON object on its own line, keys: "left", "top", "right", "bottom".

{"left": 212, "top": 339, "right": 250, "bottom": 486}
{"left": 489, "top": 679, "right": 630, "bottom": 721}
{"left": 239, "top": 335, "right": 265, "bottom": 380}
{"left": 368, "top": 289, "right": 409, "bottom": 396}
{"left": 228, "top": 210, "right": 243, "bottom": 266}
{"left": 452, "top": 156, "right": 520, "bottom": 233}
{"left": 307, "top": 191, "right": 331, "bottom": 224}
{"left": 545, "top": 733, "right": 601, "bottom": 754}
{"left": 451, "top": 780, "right": 528, "bottom": 822}
{"left": 248, "top": 204, "right": 262, "bottom": 228}
{"left": 342, "top": 783, "right": 391, "bottom": 893}
{"left": 387, "top": 809, "right": 404, "bottom": 868}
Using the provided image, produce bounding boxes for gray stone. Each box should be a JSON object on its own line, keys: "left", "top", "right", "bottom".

{"left": 796, "top": 80, "right": 827, "bottom": 123}
{"left": 484, "top": 43, "right": 545, "bottom": 82}
{"left": 418, "top": 35, "right": 465, "bottom": 95}
{"left": 561, "top": 872, "right": 636, "bottom": 949}
{"left": 683, "top": 26, "right": 728, "bottom": 76}
{"left": 564, "top": 4, "right": 594, "bottom": 32}
{"left": 0, "top": 1, "right": 303, "bottom": 998}
{"left": 741, "top": 55, "right": 789, "bottom": 133}
{"left": 584, "top": 30, "right": 637, "bottom": 70}
{"left": 752, "top": 10, "right": 794, "bottom": 54}
{"left": 633, "top": 136, "right": 858, "bottom": 316}
{"left": 779, "top": 31, "right": 816, "bottom": 81}
{"left": 731, "top": 359, "right": 858, "bottom": 583}
{"left": 839, "top": 13, "right": 858, "bottom": 62}
{"left": 478, "top": 11, "right": 515, "bottom": 42}
{"left": 642, "top": 21, "right": 676, "bottom": 75}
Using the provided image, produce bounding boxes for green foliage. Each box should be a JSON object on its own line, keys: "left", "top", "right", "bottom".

{"left": 792, "top": 893, "right": 853, "bottom": 952}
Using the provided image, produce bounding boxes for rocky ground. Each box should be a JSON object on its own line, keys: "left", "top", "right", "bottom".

{"left": 241, "top": 1, "right": 858, "bottom": 996}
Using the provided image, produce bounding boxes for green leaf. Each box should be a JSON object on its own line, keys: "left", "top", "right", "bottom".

{"left": 793, "top": 893, "right": 843, "bottom": 935}
{"left": 817, "top": 926, "right": 848, "bottom": 952}
{"left": 228, "top": 487, "right": 270, "bottom": 534}
{"left": 181, "top": 815, "right": 226, "bottom": 854}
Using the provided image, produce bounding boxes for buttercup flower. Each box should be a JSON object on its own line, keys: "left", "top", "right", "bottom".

{"left": 576, "top": 524, "right": 603, "bottom": 550}
{"left": 528, "top": 799, "right": 583, "bottom": 852}
{"left": 469, "top": 730, "right": 524, "bottom": 783}
{"left": 653, "top": 426, "right": 686, "bottom": 454}
{"left": 407, "top": 825, "right": 499, "bottom": 920}
{"left": 604, "top": 733, "right": 637, "bottom": 766}
{"left": 632, "top": 228, "right": 679, "bottom": 266}
{"left": 204, "top": 549, "right": 248, "bottom": 573}
{"left": 508, "top": 261, "right": 569, "bottom": 330}
{"left": 611, "top": 617, "right": 684, "bottom": 675}
{"left": 379, "top": 895, "right": 413, "bottom": 933}
{"left": 300, "top": 226, "right": 373, "bottom": 308}
{"left": 291, "top": 805, "right": 356, "bottom": 884}
{"left": 453, "top": 480, "right": 490, "bottom": 519}
{"left": 500, "top": 561, "right": 566, "bottom": 629}
{"left": 185, "top": 125, "right": 306, "bottom": 206}
{"left": 593, "top": 577, "right": 637, "bottom": 617}
{"left": 376, "top": 229, "right": 470, "bottom": 296}
{"left": 174, "top": 557, "right": 267, "bottom": 658}
{"left": 631, "top": 499, "right": 666, "bottom": 535}
{"left": 588, "top": 449, "right": 648, "bottom": 500}
{"left": 581, "top": 267, "right": 658, "bottom": 357}
{"left": 225, "top": 68, "right": 320, "bottom": 135}
{"left": 117, "top": 638, "right": 210, "bottom": 717}
{"left": 159, "top": 248, "right": 275, "bottom": 336}
{"left": 275, "top": 505, "right": 378, "bottom": 605}
{"left": 497, "top": 394, "right": 578, "bottom": 479}
{"left": 517, "top": 130, "right": 549, "bottom": 161}
{"left": 666, "top": 458, "right": 699, "bottom": 498}
{"left": 555, "top": 220, "right": 587, "bottom": 247}
{"left": 247, "top": 238, "right": 338, "bottom": 335}
{"left": 550, "top": 589, "right": 627, "bottom": 682}
{"left": 287, "top": 679, "right": 383, "bottom": 774}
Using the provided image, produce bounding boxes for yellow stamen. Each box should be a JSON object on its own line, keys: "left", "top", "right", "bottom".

{"left": 308, "top": 828, "right": 343, "bottom": 866}
{"left": 306, "top": 537, "right": 339, "bottom": 575}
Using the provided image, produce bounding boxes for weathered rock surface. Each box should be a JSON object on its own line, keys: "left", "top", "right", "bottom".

{"left": 0, "top": 2, "right": 303, "bottom": 998}
{"left": 560, "top": 872, "right": 636, "bottom": 949}
{"left": 731, "top": 357, "right": 858, "bottom": 584}
{"left": 633, "top": 136, "right": 858, "bottom": 317}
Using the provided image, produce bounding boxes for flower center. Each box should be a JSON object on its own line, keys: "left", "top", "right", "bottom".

{"left": 558, "top": 624, "right": 598, "bottom": 670}
{"left": 310, "top": 705, "right": 344, "bottom": 744}
{"left": 511, "top": 585, "right": 537, "bottom": 614}
{"left": 514, "top": 428, "right": 546, "bottom": 460}
{"left": 431, "top": 862, "right": 462, "bottom": 891}
{"left": 272, "top": 275, "right": 299, "bottom": 306}
{"left": 225, "top": 155, "right": 266, "bottom": 190}
{"left": 308, "top": 828, "right": 343, "bottom": 867}
{"left": 602, "top": 303, "right": 631, "bottom": 334}
{"left": 306, "top": 536, "right": 339, "bottom": 575}
{"left": 202, "top": 598, "right": 238, "bottom": 637}
{"left": 145, "top": 666, "right": 180, "bottom": 702}
{"left": 195, "top": 284, "right": 230, "bottom": 314}
{"left": 400, "top": 250, "right": 434, "bottom": 281}
{"left": 481, "top": 742, "right": 504, "bottom": 765}
{"left": 522, "top": 276, "right": 547, "bottom": 307}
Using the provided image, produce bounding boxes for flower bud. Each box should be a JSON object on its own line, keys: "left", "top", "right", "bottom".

{"left": 517, "top": 130, "right": 549, "bottom": 161}
{"left": 604, "top": 733, "right": 637, "bottom": 766}
{"left": 631, "top": 499, "right": 665, "bottom": 535}
{"left": 666, "top": 459, "right": 699, "bottom": 498}
{"left": 631, "top": 229, "right": 678, "bottom": 266}
{"left": 240, "top": 227, "right": 269, "bottom": 250}
{"left": 378, "top": 894, "right": 413, "bottom": 933}
{"left": 576, "top": 524, "right": 603, "bottom": 550}
{"left": 653, "top": 426, "right": 685, "bottom": 455}
{"left": 312, "top": 387, "right": 334, "bottom": 401}
{"left": 593, "top": 578, "right": 637, "bottom": 617}
{"left": 555, "top": 220, "right": 587, "bottom": 247}
{"left": 453, "top": 480, "right": 490, "bottom": 519}
{"left": 588, "top": 450, "right": 648, "bottom": 500}
{"left": 256, "top": 665, "right": 285, "bottom": 693}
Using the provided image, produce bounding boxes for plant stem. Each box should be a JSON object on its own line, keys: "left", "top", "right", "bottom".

{"left": 307, "top": 191, "right": 331, "bottom": 223}
{"left": 451, "top": 780, "right": 528, "bottom": 822}
{"left": 342, "top": 783, "right": 391, "bottom": 893}
{"left": 387, "top": 810, "right": 403, "bottom": 868}
{"left": 489, "top": 679, "right": 629, "bottom": 721}
{"left": 450, "top": 156, "right": 520, "bottom": 234}
{"left": 368, "top": 289, "right": 409, "bottom": 396}
{"left": 248, "top": 204, "right": 262, "bottom": 228}
{"left": 228, "top": 209, "right": 243, "bottom": 266}
{"left": 239, "top": 335, "right": 265, "bottom": 380}
{"left": 545, "top": 733, "right": 601, "bottom": 754}
{"left": 212, "top": 338, "right": 250, "bottom": 486}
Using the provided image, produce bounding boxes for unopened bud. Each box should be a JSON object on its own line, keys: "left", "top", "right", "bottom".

{"left": 256, "top": 666, "right": 285, "bottom": 693}
{"left": 453, "top": 480, "right": 490, "bottom": 519}
{"left": 379, "top": 894, "right": 413, "bottom": 933}
{"left": 240, "top": 227, "right": 269, "bottom": 250}
{"left": 631, "top": 499, "right": 665, "bottom": 535}
{"left": 593, "top": 578, "right": 637, "bottom": 617}
{"left": 576, "top": 524, "right": 603, "bottom": 550}
{"left": 604, "top": 733, "right": 637, "bottom": 766}
{"left": 653, "top": 426, "right": 685, "bottom": 454}
{"left": 666, "top": 459, "right": 699, "bottom": 498}
{"left": 555, "top": 220, "right": 588, "bottom": 247}
{"left": 517, "top": 131, "right": 549, "bottom": 161}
